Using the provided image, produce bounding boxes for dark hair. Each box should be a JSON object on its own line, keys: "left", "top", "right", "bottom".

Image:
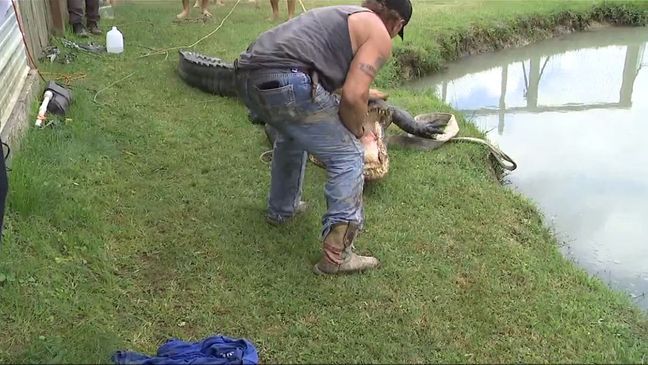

{"left": 362, "top": 0, "right": 412, "bottom": 39}
{"left": 361, "top": 0, "right": 402, "bottom": 22}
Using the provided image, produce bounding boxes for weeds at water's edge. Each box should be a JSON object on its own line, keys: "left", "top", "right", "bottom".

{"left": 389, "top": 1, "right": 648, "bottom": 85}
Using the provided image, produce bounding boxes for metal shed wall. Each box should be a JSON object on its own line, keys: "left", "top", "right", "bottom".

{"left": 0, "top": 3, "right": 30, "bottom": 132}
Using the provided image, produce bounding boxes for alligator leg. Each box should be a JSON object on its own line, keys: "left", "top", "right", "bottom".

{"left": 390, "top": 106, "right": 449, "bottom": 138}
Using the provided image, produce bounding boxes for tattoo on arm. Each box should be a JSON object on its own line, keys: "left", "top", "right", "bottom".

{"left": 359, "top": 63, "right": 377, "bottom": 78}
{"left": 358, "top": 56, "right": 387, "bottom": 78}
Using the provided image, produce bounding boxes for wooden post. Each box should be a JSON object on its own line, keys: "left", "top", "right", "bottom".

{"left": 10, "top": 0, "right": 35, "bottom": 68}
{"left": 48, "top": 0, "right": 67, "bottom": 35}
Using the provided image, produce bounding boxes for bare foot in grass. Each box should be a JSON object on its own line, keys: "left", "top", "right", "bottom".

{"left": 176, "top": 9, "right": 190, "bottom": 18}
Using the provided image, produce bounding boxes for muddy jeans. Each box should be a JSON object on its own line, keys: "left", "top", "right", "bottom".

{"left": 235, "top": 68, "right": 364, "bottom": 237}
{"left": 68, "top": 0, "right": 99, "bottom": 25}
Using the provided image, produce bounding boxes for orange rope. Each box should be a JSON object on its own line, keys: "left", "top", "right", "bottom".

{"left": 40, "top": 72, "right": 88, "bottom": 85}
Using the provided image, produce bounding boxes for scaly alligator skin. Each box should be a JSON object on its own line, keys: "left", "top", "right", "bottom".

{"left": 177, "top": 50, "right": 238, "bottom": 97}
{"left": 177, "top": 50, "right": 448, "bottom": 181}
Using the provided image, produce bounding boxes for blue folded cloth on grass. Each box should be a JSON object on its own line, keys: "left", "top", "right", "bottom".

{"left": 112, "top": 334, "right": 259, "bottom": 365}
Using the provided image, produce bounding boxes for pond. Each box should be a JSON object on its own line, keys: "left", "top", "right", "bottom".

{"left": 409, "top": 26, "right": 648, "bottom": 310}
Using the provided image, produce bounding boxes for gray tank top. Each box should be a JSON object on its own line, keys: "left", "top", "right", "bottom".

{"left": 236, "top": 5, "right": 371, "bottom": 92}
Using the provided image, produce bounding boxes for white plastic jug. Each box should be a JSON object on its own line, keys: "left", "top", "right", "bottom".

{"left": 106, "top": 26, "right": 124, "bottom": 54}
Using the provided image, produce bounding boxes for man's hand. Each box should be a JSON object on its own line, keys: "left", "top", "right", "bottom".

{"left": 348, "top": 122, "right": 366, "bottom": 139}
{"left": 369, "top": 88, "right": 389, "bottom": 101}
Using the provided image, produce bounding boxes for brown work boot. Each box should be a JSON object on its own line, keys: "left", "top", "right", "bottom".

{"left": 87, "top": 22, "right": 102, "bottom": 35}
{"left": 313, "top": 223, "right": 380, "bottom": 275}
{"left": 72, "top": 23, "right": 89, "bottom": 37}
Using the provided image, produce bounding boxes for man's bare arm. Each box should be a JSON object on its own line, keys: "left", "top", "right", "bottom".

{"left": 339, "top": 17, "right": 392, "bottom": 138}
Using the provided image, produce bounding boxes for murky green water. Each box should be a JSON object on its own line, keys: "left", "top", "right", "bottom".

{"left": 409, "top": 26, "right": 648, "bottom": 309}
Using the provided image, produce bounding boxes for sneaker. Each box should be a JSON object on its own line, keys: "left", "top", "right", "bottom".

{"left": 87, "top": 22, "right": 102, "bottom": 35}
{"left": 72, "top": 23, "right": 89, "bottom": 37}
{"left": 266, "top": 201, "right": 308, "bottom": 226}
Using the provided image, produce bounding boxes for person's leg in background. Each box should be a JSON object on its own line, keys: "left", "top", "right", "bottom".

{"left": 200, "top": 0, "right": 212, "bottom": 17}
{"left": 270, "top": 0, "right": 296, "bottom": 21}
{"left": 269, "top": 0, "right": 280, "bottom": 21}
{"left": 85, "top": 0, "right": 102, "bottom": 35}
{"left": 195, "top": 0, "right": 224, "bottom": 7}
{"left": 177, "top": 0, "right": 191, "bottom": 19}
{"left": 194, "top": 0, "right": 213, "bottom": 16}
{"left": 182, "top": 0, "right": 211, "bottom": 18}
{"left": 68, "top": 0, "right": 89, "bottom": 37}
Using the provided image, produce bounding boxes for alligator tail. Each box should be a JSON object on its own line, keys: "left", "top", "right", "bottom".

{"left": 177, "top": 50, "right": 238, "bottom": 97}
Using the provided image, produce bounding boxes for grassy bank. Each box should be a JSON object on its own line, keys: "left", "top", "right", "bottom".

{"left": 1, "top": 0, "right": 647, "bottom": 363}
{"left": 382, "top": 0, "right": 648, "bottom": 84}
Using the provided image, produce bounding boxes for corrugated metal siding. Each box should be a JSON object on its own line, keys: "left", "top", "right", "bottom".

{"left": 0, "top": 5, "right": 30, "bottom": 132}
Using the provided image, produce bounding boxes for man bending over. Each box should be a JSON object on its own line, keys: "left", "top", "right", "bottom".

{"left": 234, "top": 0, "right": 413, "bottom": 275}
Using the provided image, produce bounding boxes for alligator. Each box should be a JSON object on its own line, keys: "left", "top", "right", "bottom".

{"left": 177, "top": 50, "right": 453, "bottom": 181}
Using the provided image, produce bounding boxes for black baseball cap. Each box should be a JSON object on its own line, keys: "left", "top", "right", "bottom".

{"left": 383, "top": 0, "right": 412, "bottom": 40}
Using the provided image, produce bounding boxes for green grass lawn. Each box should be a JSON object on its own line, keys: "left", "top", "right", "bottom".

{"left": 1, "top": 0, "right": 647, "bottom": 363}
